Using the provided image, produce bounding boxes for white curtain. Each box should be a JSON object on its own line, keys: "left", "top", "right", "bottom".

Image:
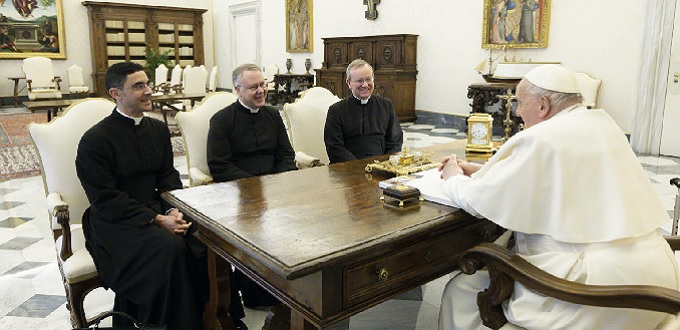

{"left": 630, "top": 0, "right": 676, "bottom": 155}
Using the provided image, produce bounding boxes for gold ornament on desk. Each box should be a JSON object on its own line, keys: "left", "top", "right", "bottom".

{"left": 465, "top": 113, "right": 495, "bottom": 153}
{"left": 496, "top": 88, "right": 517, "bottom": 145}
{"left": 365, "top": 148, "right": 439, "bottom": 176}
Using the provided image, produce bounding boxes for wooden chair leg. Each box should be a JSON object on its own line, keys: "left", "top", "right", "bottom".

{"left": 65, "top": 275, "right": 107, "bottom": 328}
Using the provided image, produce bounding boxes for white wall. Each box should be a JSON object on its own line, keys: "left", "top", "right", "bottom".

{"left": 1, "top": 0, "right": 649, "bottom": 132}
{"left": 216, "top": 0, "right": 646, "bottom": 132}
{"left": 661, "top": 0, "right": 680, "bottom": 156}
{"left": 0, "top": 0, "right": 213, "bottom": 100}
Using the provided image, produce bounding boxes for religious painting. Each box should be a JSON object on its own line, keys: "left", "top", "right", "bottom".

{"left": 286, "top": 0, "right": 313, "bottom": 53}
{"left": 482, "top": 0, "right": 550, "bottom": 49}
{"left": 0, "top": 0, "right": 66, "bottom": 59}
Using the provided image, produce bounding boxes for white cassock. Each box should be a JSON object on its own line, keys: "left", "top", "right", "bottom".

{"left": 439, "top": 105, "right": 679, "bottom": 330}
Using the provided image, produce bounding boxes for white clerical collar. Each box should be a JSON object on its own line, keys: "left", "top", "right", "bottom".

{"left": 352, "top": 94, "right": 370, "bottom": 105}
{"left": 238, "top": 100, "right": 260, "bottom": 113}
{"left": 116, "top": 107, "right": 144, "bottom": 125}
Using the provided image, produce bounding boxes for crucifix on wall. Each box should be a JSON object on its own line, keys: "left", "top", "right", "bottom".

{"left": 364, "top": 0, "right": 380, "bottom": 20}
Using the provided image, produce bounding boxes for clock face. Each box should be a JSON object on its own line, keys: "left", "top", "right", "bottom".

{"left": 470, "top": 123, "right": 488, "bottom": 140}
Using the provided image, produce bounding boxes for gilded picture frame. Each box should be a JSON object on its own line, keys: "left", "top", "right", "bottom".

{"left": 482, "top": 0, "right": 550, "bottom": 49}
{"left": 0, "top": 0, "right": 66, "bottom": 59}
{"left": 286, "top": 0, "right": 313, "bottom": 53}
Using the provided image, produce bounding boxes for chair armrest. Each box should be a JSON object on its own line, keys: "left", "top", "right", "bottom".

{"left": 170, "top": 84, "right": 184, "bottom": 94}
{"left": 153, "top": 83, "right": 169, "bottom": 94}
{"left": 670, "top": 177, "right": 680, "bottom": 189}
{"left": 459, "top": 243, "right": 680, "bottom": 330}
{"left": 53, "top": 77, "right": 62, "bottom": 90}
{"left": 46, "top": 192, "right": 73, "bottom": 261}
{"left": 26, "top": 79, "right": 33, "bottom": 91}
{"left": 189, "top": 167, "right": 213, "bottom": 186}
{"left": 295, "top": 151, "right": 323, "bottom": 169}
{"left": 665, "top": 236, "right": 680, "bottom": 251}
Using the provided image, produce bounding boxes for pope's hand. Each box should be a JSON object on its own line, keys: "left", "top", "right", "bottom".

{"left": 439, "top": 154, "right": 464, "bottom": 180}
{"left": 456, "top": 158, "right": 483, "bottom": 176}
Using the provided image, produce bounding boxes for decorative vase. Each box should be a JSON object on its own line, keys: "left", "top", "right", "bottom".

{"left": 286, "top": 58, "right": 292, "bottom": 74}
{"left": 305, "top": 58, "right": 312, "bottom": 74}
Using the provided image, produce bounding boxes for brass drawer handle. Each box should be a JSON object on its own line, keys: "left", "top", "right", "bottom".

{"left": 377, "top": 268, "right": 389, "bottom": 282}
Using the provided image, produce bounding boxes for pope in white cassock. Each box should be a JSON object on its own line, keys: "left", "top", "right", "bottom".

{"left": 437, "top": 64, "right": 680, "bottom": 330}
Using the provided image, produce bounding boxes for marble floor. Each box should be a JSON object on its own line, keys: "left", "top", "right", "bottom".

{"left": 1, "top": 119, "right": 680, "bottom": 329}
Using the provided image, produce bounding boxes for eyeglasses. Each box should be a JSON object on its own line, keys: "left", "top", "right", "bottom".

{"left": 238, "top": 82, "right": 267, "bottom": 92}
{"left": 351, "top": 77, "right": 374, "bottom": 85}
{"left": 125, "top": 82, "right": 153, "bottom": 91}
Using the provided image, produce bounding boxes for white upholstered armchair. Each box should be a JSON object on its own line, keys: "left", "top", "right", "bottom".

{"left": 173, "top": 65, "right": 208, "bottom": 112}
{"left": 151, "top": 63, "right": 169, "bottom": 95}
{"left": 162, "top": 64, "right": 183, "bottom": 94}
{"left": 282, "top": 87, "right": 340, "bottom": 167}
{"left": 22, "top": 56, "right": 62, "bottom": 100}
{"left": 175, "top": 92, "right": 238, "bottom": 186}
{"left": 574, "top": 72, "right": 602, "bottom": 109}
{"left": 264, "top": 64, "right": 279, "bottom": 104}
{"left": 207, "top": 66, "right": 218, "bottom": 92}
{"left": 66, "top": 65, "right": 89, "bottom": 98}
{"left": 28, "top": 98, "right": 115, "bottom": 328}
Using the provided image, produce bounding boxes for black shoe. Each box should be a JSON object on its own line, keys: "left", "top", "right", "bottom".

{"left": 233, "top": 319, "right": 248, "bottom": 330}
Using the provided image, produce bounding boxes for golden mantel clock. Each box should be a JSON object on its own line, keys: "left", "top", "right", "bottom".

{"left": 466, "top": 113, "right": 494, "bottom": 153}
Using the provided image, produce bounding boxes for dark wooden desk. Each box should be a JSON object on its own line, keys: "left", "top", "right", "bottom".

{"left": 23, "top": 99, "right": 73, "bottom": 121}
{"left": 152, "top": 92, "right": 208, "bottom": 124}
{"left": 273, "top": 73, "right": 314, "bottom": 104}
{"left": 162, "top": 140, "right": 500, "bottom": 329}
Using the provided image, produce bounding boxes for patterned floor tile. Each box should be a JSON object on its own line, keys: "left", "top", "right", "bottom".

{"left": 0, "top": 201, "right": 24, "bottom": 211}
{"left": 0, "top": 217, "right": 31, "bottom": 228}
{"left": 6, "top": 294, "right": 65, "bottom": 318}
{"left": 3, "top": 261, "right": 50, "bottom": 278}
{"left": 0, "top": 237, "right": 41, "bottom": 250}
{"left": 0, "top": 188, "right": 17, "bottom": 195}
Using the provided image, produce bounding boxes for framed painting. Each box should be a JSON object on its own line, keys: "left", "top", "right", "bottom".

{"left": 0, "top": 0, "right": 66, "bottom": 59}
{"left": 286, "top": 0, "right": 312, "bottom": 53}
{"left": 482, "top": 0, "right": 550, "bottom": 49}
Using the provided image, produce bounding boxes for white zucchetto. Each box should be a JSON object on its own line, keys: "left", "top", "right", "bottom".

{"left": 524, "top": 64, "right": 581, "bottom": 94}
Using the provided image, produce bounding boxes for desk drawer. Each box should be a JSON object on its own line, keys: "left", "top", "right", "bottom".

{"left": 343, "top": 222, "right": 489, "bottom": 308}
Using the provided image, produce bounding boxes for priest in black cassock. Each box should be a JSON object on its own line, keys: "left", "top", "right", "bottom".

{"left": 75, "top": 62, "right": 209, "bottom": 329}
{"left": 324, "top": 59, "right": 403, "bottom": 164}
{"left": 207, "top": 63, "right": 297, "bottom": 182}
{"left": 207, "top": 63, "right": 296, "bottom": 308}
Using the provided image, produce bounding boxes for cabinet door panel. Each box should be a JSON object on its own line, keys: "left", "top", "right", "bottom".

{"left": 349, "top": 41, "right": 373, "bottom": 63}
{"left": 317, "top": 71, "right": 346, "bottom": 98}
{"left": 327, "top": 42, "right": 348, "bottom": 68}
{"left": 374, "top": 40, "right": 402, "bottom": 70}
{"left": 373, "top": 75, "right": 393, "bottom": 99}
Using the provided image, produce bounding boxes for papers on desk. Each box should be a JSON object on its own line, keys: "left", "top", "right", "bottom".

{"left": 379, "top": 168, "right": 456, "bottom": 207}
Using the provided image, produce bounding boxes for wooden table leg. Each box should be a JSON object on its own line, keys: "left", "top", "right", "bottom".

{"left": 203, "top": 248, "right": 220, "bottom": 330}
{"left": 203, "top": 248, "right": 236, "bottom": 330}
{"left": 263, "top": 304, "right": 291, "bottom": 330}
{"left": 289, "top": 309, "right": 318, "bottom": 330}
{"left": 11, "top": 78, "right": 19, "bottom": 107}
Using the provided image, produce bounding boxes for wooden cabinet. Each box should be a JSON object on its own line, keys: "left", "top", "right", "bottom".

{"left": 82, "top": 2, "right": 206, "bottom": 97}
{"left": 316, "top": 34, "right": 418, "bottom": 122}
